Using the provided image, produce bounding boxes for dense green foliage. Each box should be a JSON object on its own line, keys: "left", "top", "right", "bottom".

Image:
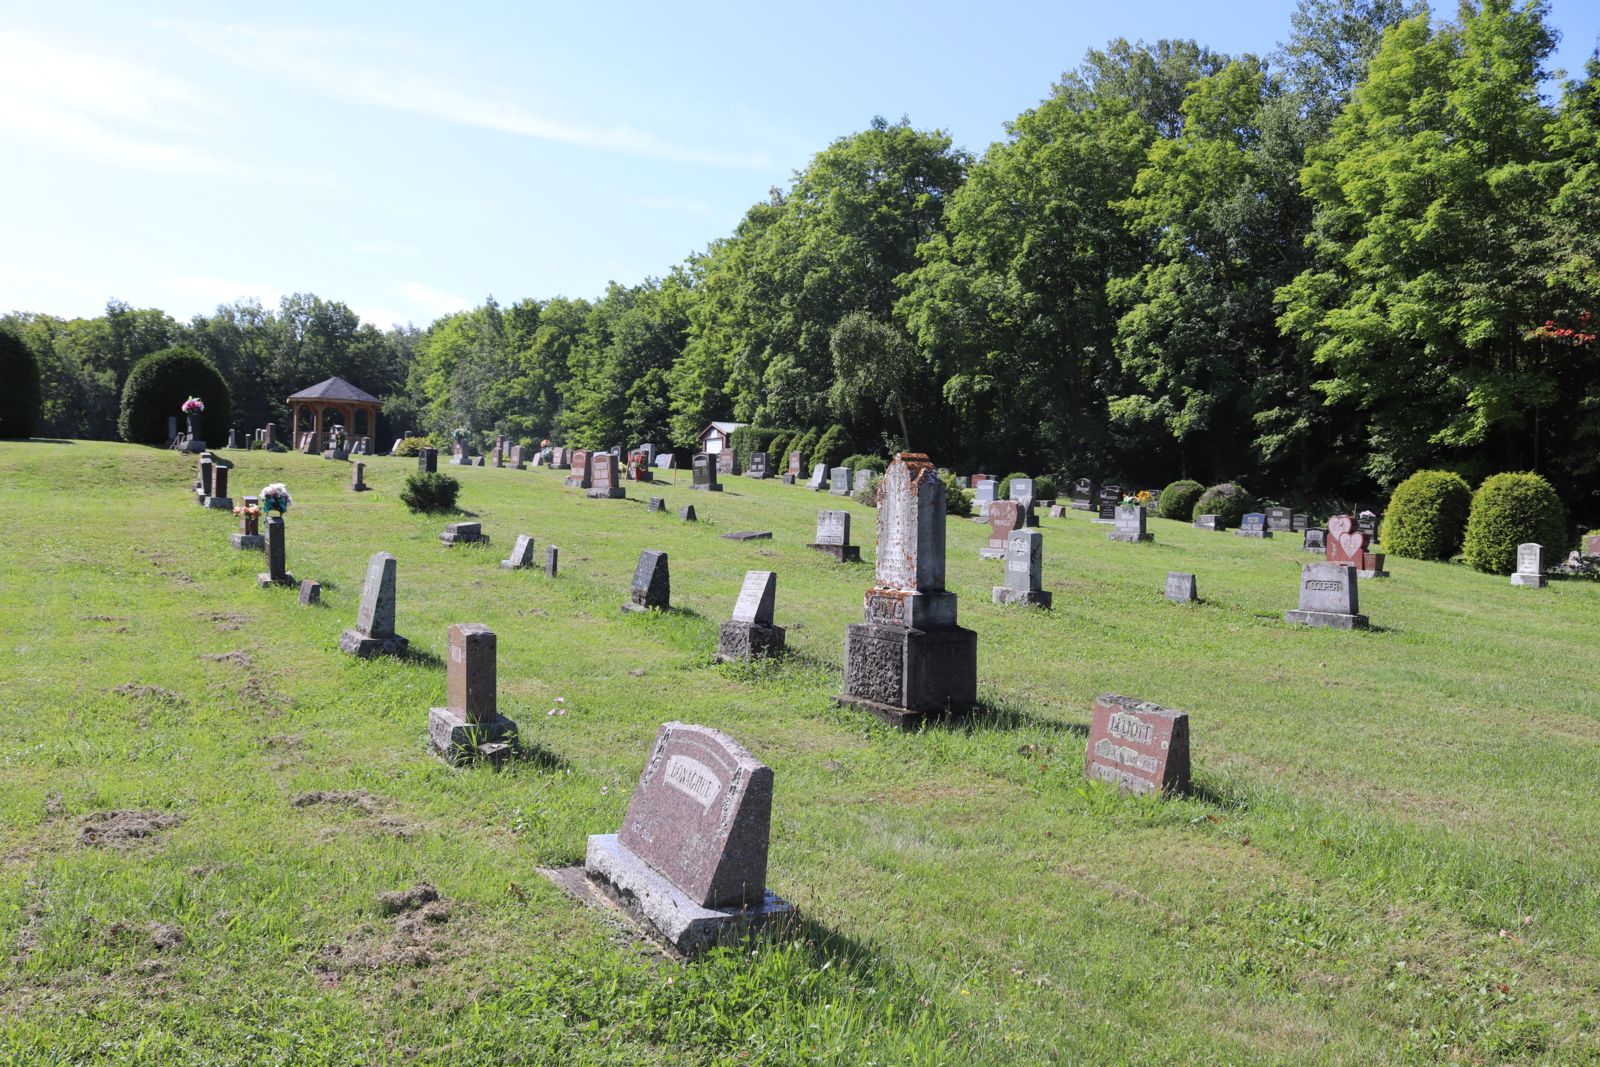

{"left": 0, "top": 329, "right": 41, "bottom": 439}
{"left": 1380, "top": 470, "right": 1474, "bottom": 561}
{"left": 7, "top": 2, "right": 1599, "bottom": 523}
{"left": 399, "top": 470, "right": 462, "bottom": 514}
{"left": 1158, "top": 478, "right": 1206, "bottom": 519}
{"left": 1462, "top": 471, "right": 1568, "bottom": 574}
{"left": 390, "top": 435, "right": 435, "bottom": 458}
{"left": 841, "top": 453, "right": 884, "bottom": 473}
{"left": 117, "top": 347, "right": 231, "bottom": 445}
{"left": 938, "top": 468, "right": 973, "bottom": 517}
{"left": 810, "top": 425, "right": 853, "bottom": 472}
{"left": 1193, "top": 482, "right": 1254, "bottom": 527}
{"left": 727, "top": 426, "right": 793, "bottom": 467}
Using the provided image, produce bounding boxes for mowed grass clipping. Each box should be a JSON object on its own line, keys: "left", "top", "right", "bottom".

{"left": 2, "top": 439, "right": 1599, "bottom": 1066}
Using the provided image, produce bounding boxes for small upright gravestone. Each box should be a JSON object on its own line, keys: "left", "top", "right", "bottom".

{"left": 227, "top": 429, "right": 240, "bottom": 449}
{"left": 624, "top": 550, "right": 670, "bottom": 613}
{"left": 807, "top": 463, "right": 826, "bottom": 491}
{"left": 231, "top": 498, "right": 264, "bottom": 551}
{"left": 747, "top": 452, "right": 769, "bottom": 479}
{"left": 1236, "top": 513, "right": 1271, "bottom": 538}
{"left": 545, "top": 544, "right": 559, "bottom": 578}
{"left": 418, "top": 447, "right": 438, "bottom": 473}
{"left": 257, "top": 517, "right": 294, "bottom": 587}
{"left": 1008, "top": 478, "right": 1038, "bottom": 527}
{"left": 992, "top": 529, "right": 1050, "bottom": 608}
{"left": 1194, "top": 514, "right": 1221, "bottom": 531}
{"left": 1325, "top": 515, "right": 1387, "bottom": 577}
{"left": 587, "top": 453, "right": 625, "bottom": 499}
{"left": 450, "top": 438, "right": 472, "bottom": 465}
{"left": 509, "top": 444, "right": 528, "bottom": 469}
{"left": 440, "top": 521, "right": 487, "bottom": 547}
{"left": 788, "top": 451, "right": 803, "bottom": 479}
{"left": 973, "top": 479, "right": 996, "bottom": 521}
{"left": 716, "top": 450, "right": 740, "bottom": 476}
{"left": 202, "top": 463, "right": 232, "bottom": 510}
{"left": 1510, "top": 543, "right": 1546, "bottom": 588}
{"left": 981, "top": 500, "right": 1021, "bottom": 559}
{"left": 340, "top": 552, "right": 409, "bottom": 657}
{"left": 716, "top": 571, "right": 785, "bottom": 661}
{"left": 1109, "top": 505, "right": 1152, "bottom": 543}
{"left": 1095, "top": 486, "right": 1122, "bottom": 522}
{"left": 501, "top": 534, "right": 536, "bottom": 570}
{"left": 428, "top": 623, "right": 518, "bottom": 766}
{"left": 810, "top": 509, "right": 861, "bottom": 562}
{"left": 350, "top": 462, "right": 368, "bottom": 492}
{"left": 691, "top": 453, "right": 722, "bottom": 492}
{"left": 1048, "top": 504, "right": 1066, "bottom": 518}
{"left": 1071, "top": 478, "right": 1096, "bottom": 510}
{"left": 647, "top": 496, "right": 665, "bottom": 513}
{"left": 1292, "top": 513, "right": 1310, "bottom": 532}
{"left": 679, "top": 504, "right": 697, "bottom": 522}
{"left": 1165, "top": 572, "right": 1198, "bottom": 603}
{"left": 581, "top": 722, "right": 793, "bottom": 955}
{"left": 1084, "top": 695, "right": 1190, "bottom": 796}
{"left": 298, "top": 579, "right": 321, "bottom": 606}
{"left": 1285, "top": 561, "right": 1368, "bottom": 629}
{"left": 1266, "top": 507, "right": 1293, "bottom": 533}
{"left": 564, "top": 449, "right": 592, "bottom": 489}
{"left": 829, "top": 466, "right": 852, "bottom": 496}
{"left": 839, "top": 453, "right": 978, "bottom": 728}
{"left": 1303, "top": 528, "right": 1327, "bottom": 553}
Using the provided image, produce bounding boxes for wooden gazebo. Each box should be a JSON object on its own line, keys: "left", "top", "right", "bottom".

{"left": 287, "top": 377, "right": 382, "bottom": 451}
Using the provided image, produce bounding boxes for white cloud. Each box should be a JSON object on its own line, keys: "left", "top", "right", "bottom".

{"left": 399, "top": 281, "right": 471, "bottom": 320}
{"left": 164, "top": 21, "right": 771, "bottom": 169}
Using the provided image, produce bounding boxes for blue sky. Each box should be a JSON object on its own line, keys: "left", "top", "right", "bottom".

{"left": 3, "top": 0, "right": 1596, "bottom": 329}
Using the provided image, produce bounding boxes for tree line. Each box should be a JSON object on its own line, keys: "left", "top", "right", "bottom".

{"left": 6, "top": 0, "right": 1598, "bottom": 514}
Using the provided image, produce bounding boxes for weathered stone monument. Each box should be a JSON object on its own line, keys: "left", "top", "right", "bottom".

{"left": 580, "top": 722, "right": 793, "bottom": 955}
{"left": 829, "top": 466, "right": 852, "bottom": 496}
{"left": 1325, "top": 515, "right": 1387, "bottom": 577}
{"left": 350, "top": 461, "right": 368, "bottom": 492}
{"left": 340, "top": 552, "right": 409, "bottom": 657}
{"left": 807, "top": 463, "right": 826, "bottom": 491}
{"left": 747, "top": 452, "right": 769, "bottom": 479}
{"left": 417, "top": 447, "right": 437, "bottom": 473}
{"left": 257, "top": 517, "right": 294, "bottom": 587}
{"left": 564, "top": 449, "right": 592, "bottom": 489}
{"left": 428, "top": 623, "right": 518, "bottom": 766}
{"left": 545, "top": 544, "right": 559, "bottom": 577}
{"left": 298, "top": 579, "right": 321, "bottom": 607}
{"left": 1510, "top": 543, "right": 1546, "bottom": 587}
{"left": 788, "top": 451, "right": 803, "bottom": 480}
{"left": 647, "top": 496, "right": 665, "bottom": 512}
{"left": 716, "top": 450, "right": 740, "bottom": 476}
{"left": 1303, "top": 527, "right": 1327, "bottom": 553}
{"left": 1048, "top": 504, "right": 1066, "bottom": 518}
{"left": 973, "top": 479, "right": 996, "bottom": 520}
{"left": 716, "top": 571, "right": 785, "bottom": 662}
{"left": 691, "top": 453, "right": 722, "bottom": 492}
{"left": 439, "top": 521, "right": 487, "bottom": 546}
{"left": 450, "top": 437, "right": 472, "bottom": 465}
{"left": 587, "top": 452, "right": 625, "bottom": 499}
{"left": 839, "top": 453, "right": 978, "bottom": 728}
{"left": 1008, "top": 478, "right": 1038, "bottom": 527}
{"left": 1236, "top": 512, "right": 1271, "bottom": 538}
{"left": 1165, "top": 572, "right": 1198, "bottom": 603}
{"left": 981, "top": 500, "right": 1021, "bottom": 559}
{"left": 992, "top": 529, "right": 1051, "bottom": 608}
{"left": 1084, "top": 695, "right": 1190, "bottom": 796}
{"left": 679, "top": 504, "right": 697, "bottom": 522}
{"left": 1285, "top": 561, "right": 1368, "bottom": 629}
{"left": 1266, "top": 507, "right": 1293, "bottom": 533}
{"left": 624, "top": 550, "right": 670, "bottom": 612}
{"left": 1109, "top": 504, "right": 1152, "bottom": 543}
{"left": 1194, "top": 514, "right": 1220, "bottom": 531}
{"left": 1292, "top": 513, "right": 1310, "bottom": 532}
{"left": 501, "top": 534, "right": 536, "bottom": 570}
{"left": 809, "top": 509, "right": 861, "bottom": 562}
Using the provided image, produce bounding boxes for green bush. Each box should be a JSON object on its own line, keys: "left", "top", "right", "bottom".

{"left": 1192, "top": 482, "right": 1253, "bottom": 528}
{"left": 852, "top": 469, "right": 881, "bottom": 506}
{"left": 728, "top": 425, "right": 795, "bottom": 466}
{"left": 939, "top": 469, "right": 973, "bottom": 517}
{"left": 767, "top": 432, "right": 791, "bottom": 468}
{"left": 391, "top": 435, "right": 436, "bottom": 458}
{"left": 811, "top": 425, "right": 854, "bottom": 471}
{"left": 400, "top": 471, "right": 461, "bottom": 514}
{"left": 1033, "top": 474, "right": 1057, "bottom": 500}
{"left": 1158, "top": 479, "right": 1205, "bottom": 520}
{"left": 841, "top": 452, "right": 884, "bottom": 474}
{"left": 0, "top": 330, "right": 41, "bottom": 439}
{"left": 1462, "top": 472, "right": 1567, "bottom": 574}
{"left": 117, "top": 346, "right": 231, "bottom": 445}
{"left": 1379, "top": 470, "right": 1473, "bottom": 560}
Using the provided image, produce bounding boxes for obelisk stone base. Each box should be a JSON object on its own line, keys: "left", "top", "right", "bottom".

{"left": 257, "top": 571, "right": 295, "bottom": 588}
{"left": 992, "top": 586, "right": 1053, "bottom": 608}
{"left": 230, "top": 533, "right": 264, "bottom": 551}
{"left": 838, "top": 623, "right": 978, "bottom": 729}
{"left": 339, "top": 629, "right": 410, "bottom": 658}
{"left": 427, "top": 707, "right": 519, "bottom": 766}
{"left": 715, "top": 621, "right": 787, "bottom": 663}
{"left": 1284, "top": 609, "right": 1369, "bottom": 630}
{"left": 808, "top": 543, "right": 861, "bottom": 563}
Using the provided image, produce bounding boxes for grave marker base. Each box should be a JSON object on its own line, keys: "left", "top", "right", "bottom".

{"left": 991, "top": 587, "right": 1052, "bottom": 608}
{"left": 322, "top": 450, "right": 349, "bottom": 461}
{"left": 1108, "top": 531, "right": 1153, "bottom": 543}
{"left": 715, "top": 621, "right": 787, "bottom": 662}
{"left": 808, "top": 543, "right": 861, "bottom": 563}
{"left": 839, "top": 623, "right": 977, "bottom": 729}
{"left": 585, "top": 487, "right": 626, "bottom": 499}
{"left": 576, "top": 835, "right": 796, "bottom": 957}
{"left": 1284, "top": 609, "right": 1369, "bottom": 630}
{"left": 688, "top": 483, "right": 723, "bottom": 492}
{"left": 439, "top": 532, "right": 488, "bottom": 546}
{"left": 202, "top": 496, "right": 234, "bottom": 510}
{"left": 427, "top": 707, "right": 519, "bottom": 766}
{"left": 230, "top": 533, "right": 264, "bottom": 551}
{"left": 781, "top": 474, "right": 795, "bottom": 485}
{"left": 256, "top": 571, "right": 296, "bottom": 588}
{"left": 339, "top": 630, "right": 410, "bottom": 657}
{"left": 978, "top": 546, "right": 1007, "bottom": 559}
{"left": 1235, "top": 529, "right": 1272, "bottom": 538}
{"left": 1510, "top": 573, "right": 1547, "bottom": 587}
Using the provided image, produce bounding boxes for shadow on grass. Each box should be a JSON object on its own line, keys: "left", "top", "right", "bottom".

{"left": 402, "top": 646, "right": 445, "bottom": 669}
{"left": 509, "top": 743, "right": 571, "bottom": 773}
{"left": 16, "top": 438, "right": 75, "bottom": 445}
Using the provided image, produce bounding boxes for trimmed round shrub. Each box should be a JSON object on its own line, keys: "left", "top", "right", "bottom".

{"left": 400, "top": 471, "right": 461, "bottom": 514}
{"left": 1462, "top": 472, "right": 1567, "bottom": 575}
{"left": 391, "top": 434, "right": 436, "bottom": 457}
{"left": 767, "top": 432, "right": 791, "bottom": 466}
{"left": 1192, "top": 482, "right": 1253, "bottom": 528}
{"left": 1158, "top": 479, "right": 1205, "bottom": 520}
{"left": 788, "top": 428, "right": 818, "bottom": 469}
{"left": 1379, "top": 470, "right": 1472, "bottom": 560}
{"left": 1033, "top": 474, "right": 1057, "bottom": 500}
{"left": 118, "top": 346, "right": 231, "bottom": 445}
{"left": 939, "top": 469, "right": 973, "bottom": 517}
{"left": 842, "top": 452, "right": 884, "bottom": 474}
{"left": 0, "top": 330, "right": 41, "bottom": 439}
{"left": 811, "top": 424, "right": 854, "bottom": 471}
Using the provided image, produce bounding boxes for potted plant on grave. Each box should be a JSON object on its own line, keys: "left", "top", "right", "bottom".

{"left": 260, "top": 483, "right": 292, "bottom": 515}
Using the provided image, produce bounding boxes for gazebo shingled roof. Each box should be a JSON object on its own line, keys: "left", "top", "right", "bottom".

{"left": 287, "top": 377, "right": 381, "bottom": 405}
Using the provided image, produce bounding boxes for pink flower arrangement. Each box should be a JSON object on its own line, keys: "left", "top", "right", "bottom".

{"left": 260, "top": 483, "right": 292, "bottom": 513}
{"left": 181, "top": 397, "right": 205, "bottom": 413}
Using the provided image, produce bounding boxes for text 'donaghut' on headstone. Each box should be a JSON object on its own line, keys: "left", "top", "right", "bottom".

{"left": 581, "top": 722, "right": 794, "bottom": 955}
{"left": 1084, "top": 694, "right": 1190, "bottom": 797}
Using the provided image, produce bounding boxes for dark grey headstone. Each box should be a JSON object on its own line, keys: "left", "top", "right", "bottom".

{"left": 625, "top": 550, "right": 670, "bottom": 612}
{"left": 691, "top": 453, "right": 722, "bottom": 491}
{"left": 257, "top": 516, "right": 294, "bottom": 587}
{"left": 340, "top": 551, "right": 408, "bottom": 657}
{"left": 545, "top": 544, "right": 559, "bottom": 578}
{"left": 829, "top": 466, "right": 851, "bottom": 495}
{"left": 298, "top": 579, "right": 321, "bottom": 606}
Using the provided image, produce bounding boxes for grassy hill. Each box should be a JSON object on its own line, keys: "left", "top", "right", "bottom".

{"left": 2, "top": 440, "right": 1599, "bottom": 1065}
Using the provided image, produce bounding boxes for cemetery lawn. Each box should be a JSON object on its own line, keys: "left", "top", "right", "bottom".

{"left": 6, "top": 441, "right": 1600, "bottom": 1067}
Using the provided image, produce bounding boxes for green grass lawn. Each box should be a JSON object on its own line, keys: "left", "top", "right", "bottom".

{"left": 3, "top": 440, "right": 1599, "bottom": 1065}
